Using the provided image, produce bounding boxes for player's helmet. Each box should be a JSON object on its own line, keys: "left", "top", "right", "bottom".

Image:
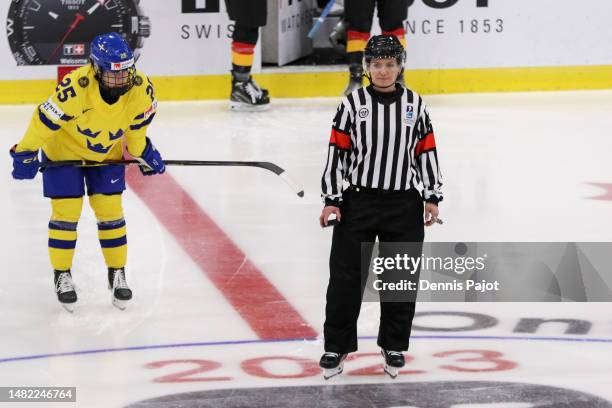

{"left": 363, "top": 34, "right": 405, "bottom": 66}
{"left": 90, "top": 32, "right": 136, "bottom": 97}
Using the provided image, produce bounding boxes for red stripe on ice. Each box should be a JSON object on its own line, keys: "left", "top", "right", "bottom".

{"left": 126, "top": 166, "right": 317, "bottom": 340}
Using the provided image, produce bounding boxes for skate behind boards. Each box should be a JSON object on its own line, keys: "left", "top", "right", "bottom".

{"left": 230, "top": 76, "right": 270, "bottom": 111}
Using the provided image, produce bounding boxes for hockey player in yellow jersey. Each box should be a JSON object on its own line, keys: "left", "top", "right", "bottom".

{"left": 9, "top": 32, "right": 165, "bottom": 312}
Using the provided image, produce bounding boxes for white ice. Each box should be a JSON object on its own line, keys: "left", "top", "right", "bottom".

{"left": 1, "top": 90, "right": 612, "bottom": 407}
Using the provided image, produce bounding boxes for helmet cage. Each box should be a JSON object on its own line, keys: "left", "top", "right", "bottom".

{"left": 92, "top": 60, "right": 136, "bottom": 97}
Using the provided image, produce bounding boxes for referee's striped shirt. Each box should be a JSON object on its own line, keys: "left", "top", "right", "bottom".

{"left": 321, "top": 85, "right": 443, "bottom": 206}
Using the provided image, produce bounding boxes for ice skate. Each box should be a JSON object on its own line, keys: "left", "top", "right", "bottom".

{"left": 319, "top": 352, "right": 347, "bottom": 380}
{"left": 230, "top": 76, "right": 270, "bottom": 111}
{"left": 54, "top": 270, "right": 77, "bottom": 313}
{"left": 381, "top": 349, "right": 404, "bottom": 379}
{"left": 108, "top": 268, "right": 132, "bottom": 310}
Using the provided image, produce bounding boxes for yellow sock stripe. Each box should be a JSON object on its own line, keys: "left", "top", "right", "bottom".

{"left": 232, "top": 51, "right": 254, "bottom": 67}
{"left": 347, "top": 40, "right": 367, "bottom": 53}
{"left": 98, "top": 225, "right": 127, "bottom": 240}
{"left": 49, "top": 229, "right": 77, "bottom": 241}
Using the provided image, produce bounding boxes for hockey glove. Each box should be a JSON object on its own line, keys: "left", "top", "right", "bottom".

{"left": 9, "top": 145, "right": 39, "bottom": 180}
{"left": 137, "top": 137, "right": 165, "bottom": 176}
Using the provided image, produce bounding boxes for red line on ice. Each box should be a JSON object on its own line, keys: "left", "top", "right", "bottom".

{"left": 126, "top": 167, "right": 317, "bottom": 340}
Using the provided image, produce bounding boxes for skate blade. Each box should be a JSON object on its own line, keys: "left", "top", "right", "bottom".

{"left": 61, "top": 303, "right": 75, "bottom": 313}
{"left": 229, "top": 101, "right": 271, "bottom": 112}
{"left": 323, "top": 364, "right": 344, "bottom": 380}
{"left": 383, "top": 363, "right": 399, "bottom": 379}
{"left": 112, "top": 297, "right": 129, "bottom": 311}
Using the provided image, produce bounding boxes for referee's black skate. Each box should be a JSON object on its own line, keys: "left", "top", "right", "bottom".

{"left": 54, "top": 270, "right": 77, "bottom": 313}
{"left": 108, "top": 267, "right": 132, "bottom": 310}
{"left": 381, "top": 350, "right": 405, "bottom": 379}
{"left": 319, "top": 352, "right": 347, "bottom": 380}
{"left": 230, "top": 75, "right": 270, "bottom": 111}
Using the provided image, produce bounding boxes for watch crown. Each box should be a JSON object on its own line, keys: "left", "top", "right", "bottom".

{"left": 138, "top": 16, "right": 151, "bottom": 37}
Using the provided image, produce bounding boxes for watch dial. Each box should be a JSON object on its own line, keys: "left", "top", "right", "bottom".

{"left": 7, "top": 0, "right": 142, "bottom": 65}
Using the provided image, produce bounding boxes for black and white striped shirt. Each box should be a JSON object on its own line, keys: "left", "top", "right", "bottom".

{"left": 321, "top": 85, "right": 443, "bottom": 206}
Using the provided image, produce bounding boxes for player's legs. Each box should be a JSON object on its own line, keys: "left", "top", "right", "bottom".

{"left": 225, "top": 0, "right": 269, "bottom": 109}
{"left": 85, "top": 165, "right": 127, "bottom": 269}
{"left": 343, "top": 0, "right": 376, "bottom": 95}
{"left": 49, "top": 197, "right": 83, "bottom": 271}
{"left": 42, "top": 156, "right": 86, "bottom": 310}
{"left": 89, "top": 194, "right": 127, "bottom": 269}
{"left": 231, "top": 26, "right": 260, "bottom": 83}
{"left": 86, "top": 165, "right": 131, "bottom": 309}
{"left": 42, "top": 155, "right": 86, "bottom": 271}
{"left": 48, "top": 197, "right": 83, "bottom": 311}
{"left": 226, "top": 0, "right": 267, "bottom": 27}
{"left": 377, "top": 0, "right": 409, "bottom": 84}
{"left": 377, "top": 0, "right": 408, "bottom": 47}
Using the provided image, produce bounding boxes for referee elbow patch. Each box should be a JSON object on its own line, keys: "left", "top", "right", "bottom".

{"left": 415, "top": 132, "right": 436, "bottom": 156}
{"left": 329, "top": 128, "right": 351, "bottom": 150}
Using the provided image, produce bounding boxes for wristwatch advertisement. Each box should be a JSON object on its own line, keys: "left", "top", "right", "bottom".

{"left": 7, "top": 0, "right": 150, "bottom": 66}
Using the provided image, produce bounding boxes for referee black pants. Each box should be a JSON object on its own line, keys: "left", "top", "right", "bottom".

{"left": 324, "top": 187, "right": 424, "bottom": 353}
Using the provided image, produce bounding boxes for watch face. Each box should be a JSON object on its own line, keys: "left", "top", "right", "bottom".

{"left": 7, "top": 0, "right": 148, "bottom": 65}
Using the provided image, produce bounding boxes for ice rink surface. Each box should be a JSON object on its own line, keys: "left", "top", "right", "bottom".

{"left": 1, "top": 90, "right": 612, "bottom": 407}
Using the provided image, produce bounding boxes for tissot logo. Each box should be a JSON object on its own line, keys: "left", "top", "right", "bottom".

{"left": 61, "top": 0, "right": 86, "bottom": 6}
{"left": 182, "top": 0, "right": 220, "bottom": 13}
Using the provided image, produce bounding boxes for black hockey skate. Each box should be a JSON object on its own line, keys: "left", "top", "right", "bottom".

{"left": 54, "top": 270, "right": 77, "bottom": 313}
{"left": 343, "top": 65, "right": 363, "bottom": 96}
{"left": 230, "top": 76, "right": 270, "bottom": 111}
{"left": 381, "top": 349, "right": 405, "bottom": 379}
{"left": 108, "top": 267, "right": 132, "bottom": 310}
{"left": 319, "top": 352, "right": 347, "bottom": 380}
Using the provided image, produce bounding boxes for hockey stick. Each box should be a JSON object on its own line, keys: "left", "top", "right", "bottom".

{"left": 40, "top": 159, "right": 305, "bottom": 198}
{"left": 307, "top": 0, "right": 336, "bottom": 39}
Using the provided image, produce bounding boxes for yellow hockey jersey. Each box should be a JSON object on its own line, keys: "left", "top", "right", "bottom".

{"left": 16, "top": 65, "right": 157, "bottom": 161}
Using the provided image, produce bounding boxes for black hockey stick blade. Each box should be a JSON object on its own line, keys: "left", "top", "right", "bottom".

{"left": 40, "top": 159, "right": 305, "bottom": 197}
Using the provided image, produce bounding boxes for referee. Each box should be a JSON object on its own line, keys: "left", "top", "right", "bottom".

{"left": 318, "top": 35, "right": 443, "bottom": 379}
